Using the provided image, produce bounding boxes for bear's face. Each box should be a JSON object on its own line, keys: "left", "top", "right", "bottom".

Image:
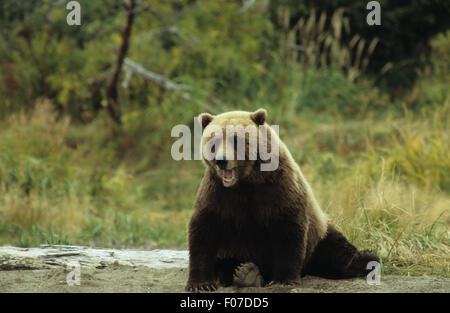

{"left": 198, "top": 109, "right": 267, "bottom": 188}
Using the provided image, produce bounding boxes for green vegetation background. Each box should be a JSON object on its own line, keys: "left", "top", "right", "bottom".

{"left": 0, "top": 1, "right": 448, "bottom": 276}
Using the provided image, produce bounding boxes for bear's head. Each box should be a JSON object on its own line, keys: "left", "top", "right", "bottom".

{"left": 198, "top": 108, "right": 278, "bottom": 188}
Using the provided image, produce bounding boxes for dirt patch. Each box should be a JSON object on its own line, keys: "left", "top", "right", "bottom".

{"left": 1, "top": 265, "right": 449, "bottom": 293}
{"left": 0, "top": 245, "right": 448, "bottom": 293}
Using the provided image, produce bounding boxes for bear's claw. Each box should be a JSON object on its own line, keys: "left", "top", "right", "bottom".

{"left": 186, "top": 281, "right": 217, "bottom": 293}
{"left": 266, "top": 280, "right": 298, "bottom": 287}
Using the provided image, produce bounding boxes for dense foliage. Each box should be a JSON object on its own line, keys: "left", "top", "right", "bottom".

{"left": 1, "top": 0, "right": 448, "bottom": 120}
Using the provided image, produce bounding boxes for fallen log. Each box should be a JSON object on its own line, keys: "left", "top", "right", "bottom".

{"left": 0, "top": 245, "right": 188, "bottom": 270}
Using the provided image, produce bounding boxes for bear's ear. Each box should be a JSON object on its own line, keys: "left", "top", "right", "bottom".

{"left": 198, "top": 113, "right": 214, "bottom": 130}
{"left": 250, "top": 108, "right": 267, "bottom": 125}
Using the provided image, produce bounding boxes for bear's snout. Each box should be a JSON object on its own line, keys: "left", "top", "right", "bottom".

{"left": 215, "top": 158, "right": 228, "bottom": 170}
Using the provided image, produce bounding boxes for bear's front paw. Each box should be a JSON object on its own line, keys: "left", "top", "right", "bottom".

{"left": 185, "top": 281, "right": 217, "bottom": 293}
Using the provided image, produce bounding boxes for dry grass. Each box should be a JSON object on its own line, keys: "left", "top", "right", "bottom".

{"left": 282, "top": 8, "right": 379, "bottom": 81}
{"left": 287, "top": 101, "right": 450, "bottom": 276}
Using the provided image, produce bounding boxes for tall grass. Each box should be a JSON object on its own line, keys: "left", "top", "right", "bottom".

{"left": 0, "top": 100, "right": 197, "bottom": 248}
{"left": 286, "top": 101, "right": 450, "bottom": 276}
{"left": 280, "top": 8, "right": 379, "bottom": 81}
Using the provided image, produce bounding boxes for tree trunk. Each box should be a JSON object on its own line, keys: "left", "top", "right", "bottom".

{"left": 106, "top": 0, "right": 136, "bottom": 125}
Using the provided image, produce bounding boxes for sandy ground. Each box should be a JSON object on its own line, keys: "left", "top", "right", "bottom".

{"left": 0, "top": 246, "right": 448, "bottom": 293}
{"left": 1, "top": 264, "right": 449, "bottom": 293}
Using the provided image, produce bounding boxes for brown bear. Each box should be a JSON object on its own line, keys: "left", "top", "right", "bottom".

{"left": 185, "top": 109, "right": 379, "bottom": 292}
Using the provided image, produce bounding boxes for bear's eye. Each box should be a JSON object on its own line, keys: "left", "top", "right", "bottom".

{"left": 204, "top": 137, "right": 221, "bottom": 159}
{"left": 210, "top": 138, "right": 221, "bottom": 154}
{"left": 233, "top": 135, "right": 245, "bottom": 148}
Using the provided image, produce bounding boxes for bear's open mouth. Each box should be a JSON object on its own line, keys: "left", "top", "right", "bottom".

{"left": 222, "top": 168, "right": 237, "bottom": 187}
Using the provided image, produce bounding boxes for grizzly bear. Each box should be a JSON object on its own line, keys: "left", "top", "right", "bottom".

{"left": 185, "top": 109, "right": 379, "bottom": 292}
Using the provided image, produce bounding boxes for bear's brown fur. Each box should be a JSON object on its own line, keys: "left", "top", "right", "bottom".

{"left": 186, "top": 109, "right": 379, "bottom": 292}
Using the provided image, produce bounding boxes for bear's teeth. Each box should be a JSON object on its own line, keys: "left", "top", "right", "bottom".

{"left": 222, "top": 169, "right": 236, "bottom": 187}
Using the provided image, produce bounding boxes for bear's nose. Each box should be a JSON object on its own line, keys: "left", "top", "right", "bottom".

{"left": 215, "top": 158, "right": 228, "bottom": 170}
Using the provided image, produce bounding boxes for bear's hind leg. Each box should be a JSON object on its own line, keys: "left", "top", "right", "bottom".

{"left": 233, "top": 262, "right": 264, "bottom": 287}
{"left": 303, "top": 225, "right": 379, "bottom": 279}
